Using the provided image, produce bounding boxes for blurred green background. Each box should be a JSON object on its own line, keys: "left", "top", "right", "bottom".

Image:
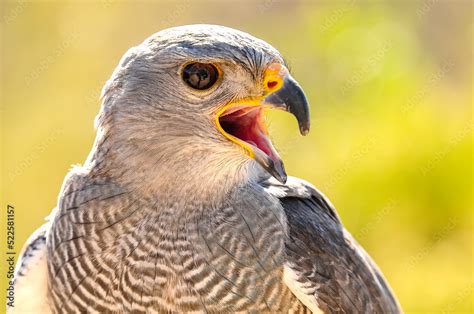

{"left": 1, "top": 0, "right": 472, "bottom": 312}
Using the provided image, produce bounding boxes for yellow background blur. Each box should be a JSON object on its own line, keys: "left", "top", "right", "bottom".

{"left": 1, "top": 0, "right": 472, "bottom": 312}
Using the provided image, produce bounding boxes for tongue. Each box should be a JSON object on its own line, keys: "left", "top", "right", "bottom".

{"left": 252, "top": 130, "right": 280, "bottom": 162}
{"left": 220, "top": 107, "right": 281, "bottom": 162}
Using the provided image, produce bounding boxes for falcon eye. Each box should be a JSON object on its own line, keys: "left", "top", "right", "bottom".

{"left": 182, "top": 63, "right": 219, "bottom": 90}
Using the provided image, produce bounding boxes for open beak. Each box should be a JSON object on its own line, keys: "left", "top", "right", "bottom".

{"left": 215, "top": 63, "right": 310, "bottom": 183}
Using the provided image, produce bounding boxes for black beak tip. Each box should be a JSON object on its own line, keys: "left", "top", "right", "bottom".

{"left": 278, "top": 174, "right": 288, "bottom": 184}
{"left": 273, "top": 158, "right": 287, "bottom": 184}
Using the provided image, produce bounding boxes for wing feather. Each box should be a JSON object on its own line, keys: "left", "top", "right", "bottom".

{"left": 266, "top": 177, "right": 401, "bottom": 313}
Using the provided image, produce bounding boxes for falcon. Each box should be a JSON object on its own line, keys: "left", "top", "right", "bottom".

{"left": 11, "top": 25, "right": 401, "bottom": 313}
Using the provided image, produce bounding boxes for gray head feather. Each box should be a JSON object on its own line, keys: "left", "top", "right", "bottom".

{"left": 84, "top": 25, "right": 284, "bottom": 200}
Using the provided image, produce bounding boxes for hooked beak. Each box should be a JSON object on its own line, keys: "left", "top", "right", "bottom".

{"left": 263, "top": 74, "right": 311, "bottom": 136}
{"left": 215, "top": 63, "right": 310, "bottom": 183}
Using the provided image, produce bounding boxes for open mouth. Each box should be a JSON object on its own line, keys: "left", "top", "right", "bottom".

{"left": 213, "top": 63, "right": 310, "bottom": 183}
{"left": 217, "top": 104, "right": 280, "bottom": 162}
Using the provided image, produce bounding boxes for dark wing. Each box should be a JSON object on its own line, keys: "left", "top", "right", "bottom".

{"left": 264, "top": 177, "right": 401, "bottom": 313}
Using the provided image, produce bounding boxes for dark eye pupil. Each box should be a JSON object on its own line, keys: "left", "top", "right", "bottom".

{"left": 183, "top": 63, "right": 218, "bottom": 90}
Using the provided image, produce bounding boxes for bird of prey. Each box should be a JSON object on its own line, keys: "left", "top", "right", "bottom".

{"left": 11, "top": 25, "right": 401, "bottom": 313}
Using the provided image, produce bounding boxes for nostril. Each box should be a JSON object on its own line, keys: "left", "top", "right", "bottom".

{"left": 267, "top": 80, "right": 278, "bottom": 89}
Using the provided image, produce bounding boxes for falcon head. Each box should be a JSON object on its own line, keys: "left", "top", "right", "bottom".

{"left": 96, "top": 25, "right": 310, "bottom": 191}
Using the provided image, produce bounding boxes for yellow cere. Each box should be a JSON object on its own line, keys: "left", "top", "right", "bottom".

{"left": 263, "top": 63, "right": 287, "bottom": 94}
